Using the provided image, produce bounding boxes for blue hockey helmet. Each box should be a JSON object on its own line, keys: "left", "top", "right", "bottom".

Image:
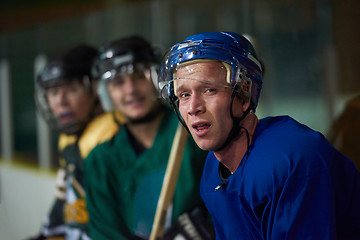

{"left": 159, "top": 31, "right": 263, "bottom": 110}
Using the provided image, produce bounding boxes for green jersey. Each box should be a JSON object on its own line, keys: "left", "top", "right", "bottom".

{"left": 84, "top": 108, "right": 207, "bottom": 240}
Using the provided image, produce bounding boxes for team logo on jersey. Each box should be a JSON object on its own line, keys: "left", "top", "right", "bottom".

{"left": 64, "top": 199, "right": 89, "bottom": 224}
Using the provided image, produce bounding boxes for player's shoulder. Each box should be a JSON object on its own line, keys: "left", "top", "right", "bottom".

{"left": 255, "top": 115, "right": 342, "bottom": 173}
{"left": 259, "top": 115, "right": 304, "bottom": 130}
{"left": 85, "top": 131, "right": 119, "bottom": 164}
{"left": 86, "top": 111, "right": 122, "bottom": 134}
{"left": 254, "top": 115, "right": 333, "bottom": 165}
{"left": 58, "top": 133, "right": 77, "bottom": 152}
{"left": 258, "top": 115, "right": 323, "bottom": 142}
{"left": 78, "top": 111, "right": 123, "bottom": 159}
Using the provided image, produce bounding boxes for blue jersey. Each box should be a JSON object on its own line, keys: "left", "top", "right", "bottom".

{"left": 200, "top": 116, "right": 360, "bottom": 239}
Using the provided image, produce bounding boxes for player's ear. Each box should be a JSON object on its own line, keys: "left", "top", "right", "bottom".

{"left": 242, "top": 100, "right": 251, "bottom": 112}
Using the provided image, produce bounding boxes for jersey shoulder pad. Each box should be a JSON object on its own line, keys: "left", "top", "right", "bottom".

{"left": 58, "top": 134, "right": 77, "bottom": 152}
{"left": 78, "top": 112, "right": 121, "bottom": 159}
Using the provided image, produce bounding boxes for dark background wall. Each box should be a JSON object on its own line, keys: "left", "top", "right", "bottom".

{"left": 0, "top": 0, "right": 359, "bottom": 167}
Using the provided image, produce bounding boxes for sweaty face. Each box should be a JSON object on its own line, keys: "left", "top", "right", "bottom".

{"left": 106, "top": 69, "right": 158, "bottom": 121}
{"left": 46, "top": 81, "right": 95, "bottom": 126}
{"left": 175, "top": 61, "right": 239, "bottom": 151}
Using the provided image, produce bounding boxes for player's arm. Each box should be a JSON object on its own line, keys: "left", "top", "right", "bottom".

{"left": 84, "top": 147, "right": 133, "bottom": 240}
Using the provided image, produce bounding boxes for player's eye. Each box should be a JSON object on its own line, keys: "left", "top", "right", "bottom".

{"left": 179, "top": 92, "right": 190, "bottom": 99}
{"left": 205, "top": 88, "right": 216, "bottom": 94}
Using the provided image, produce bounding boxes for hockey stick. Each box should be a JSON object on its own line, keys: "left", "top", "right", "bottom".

{"left": 149, "top": 123, "right": 188, "bottom": 240}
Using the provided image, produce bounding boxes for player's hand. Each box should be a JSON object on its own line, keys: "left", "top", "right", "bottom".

{"left": 25, "top": 233, "right": 65, "bottom": 240}
{"left": 164, "top": 207, "right": 215, "bottom": 240}
{"left": 54, "top": 168, "right": 66, "bottom": 200}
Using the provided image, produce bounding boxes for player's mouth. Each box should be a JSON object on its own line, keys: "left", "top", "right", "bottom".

{"left": 192, "top": 122, "right": 211, "bottom": 137}
{"left": 126, "top": 97, "right": 145, "bottom": 107}
{"left": 59, "top": 111, "right": 75, "bottom": 123}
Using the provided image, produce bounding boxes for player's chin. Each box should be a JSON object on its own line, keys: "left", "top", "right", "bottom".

{"left": 124, "top": 106, "right": 147, "bottom": 118}
{"left": 192, "top": 137, "right": 216, "bottom": 151}
{"left": 58, "top": 116, "right": 76, "bottom": 124}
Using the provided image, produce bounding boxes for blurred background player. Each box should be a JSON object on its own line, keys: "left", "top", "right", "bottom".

{"left": 327, "top": 93, "right": 360, "bottom": 171}
{"left": 31, "top": 44, "right": 121, "bottom": 240}
{"left": 84, "top": 35, "right": 214, "bottom": 239}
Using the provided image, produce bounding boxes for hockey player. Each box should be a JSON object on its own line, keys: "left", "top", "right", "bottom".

{"left": 84, "top": 36, "right": 214, "bottom": 240}
{"left": 158, "top": 31, "right": 360, "bottom": 239}
{"left": 328, "top": 94, "right": 360, "bottom": 171}
{"left": 32, "top": 44, "right": 121, "bottom": 240}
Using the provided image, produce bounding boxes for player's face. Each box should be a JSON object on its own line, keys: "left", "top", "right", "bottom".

{"left": 46, "top": 81, "right": 95, "bottom": 125}
{"left": 107, "top": 69, "right": 158, "bottom": 120}
{"left": 175, "top": 61, "right": 242, "bottom": 151}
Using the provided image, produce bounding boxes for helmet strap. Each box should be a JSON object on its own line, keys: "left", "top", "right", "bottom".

{"left": 170, "top": 99, "right": 192, "bottom": 135}
{"left": 215, "top": 86, "right": 251, "bottom": 152}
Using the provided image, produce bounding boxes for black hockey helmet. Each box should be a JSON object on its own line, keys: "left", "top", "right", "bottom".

{"left": 93, "top": 35, "right": 161, "bottom": 111}
{"left": 35, "top": 44, "right": 99, "bottom": 135}
{"left": 93, "top": 35, "right": 159, "bottom": 81}
{"left": 37, "top": 45, "right": 98, "bottom": 89}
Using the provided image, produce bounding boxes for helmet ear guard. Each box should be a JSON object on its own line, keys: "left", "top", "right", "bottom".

{"left": 235, "top": 67, "right": 252, "bottom": 103}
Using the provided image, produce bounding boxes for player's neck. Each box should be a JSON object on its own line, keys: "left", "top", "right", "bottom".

{"left": 126, "top": 111, "right": 164, "bottom": 149}
{"left": 214, "top": 112, "right": 258, "bottom": 173}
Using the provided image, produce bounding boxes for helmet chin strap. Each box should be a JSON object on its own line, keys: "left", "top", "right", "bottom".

{"left": 170, "top": 99, "right": 191, "bottom": 135}
{"left": 214, "top": 86, "right": 251, "bottom": 152}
